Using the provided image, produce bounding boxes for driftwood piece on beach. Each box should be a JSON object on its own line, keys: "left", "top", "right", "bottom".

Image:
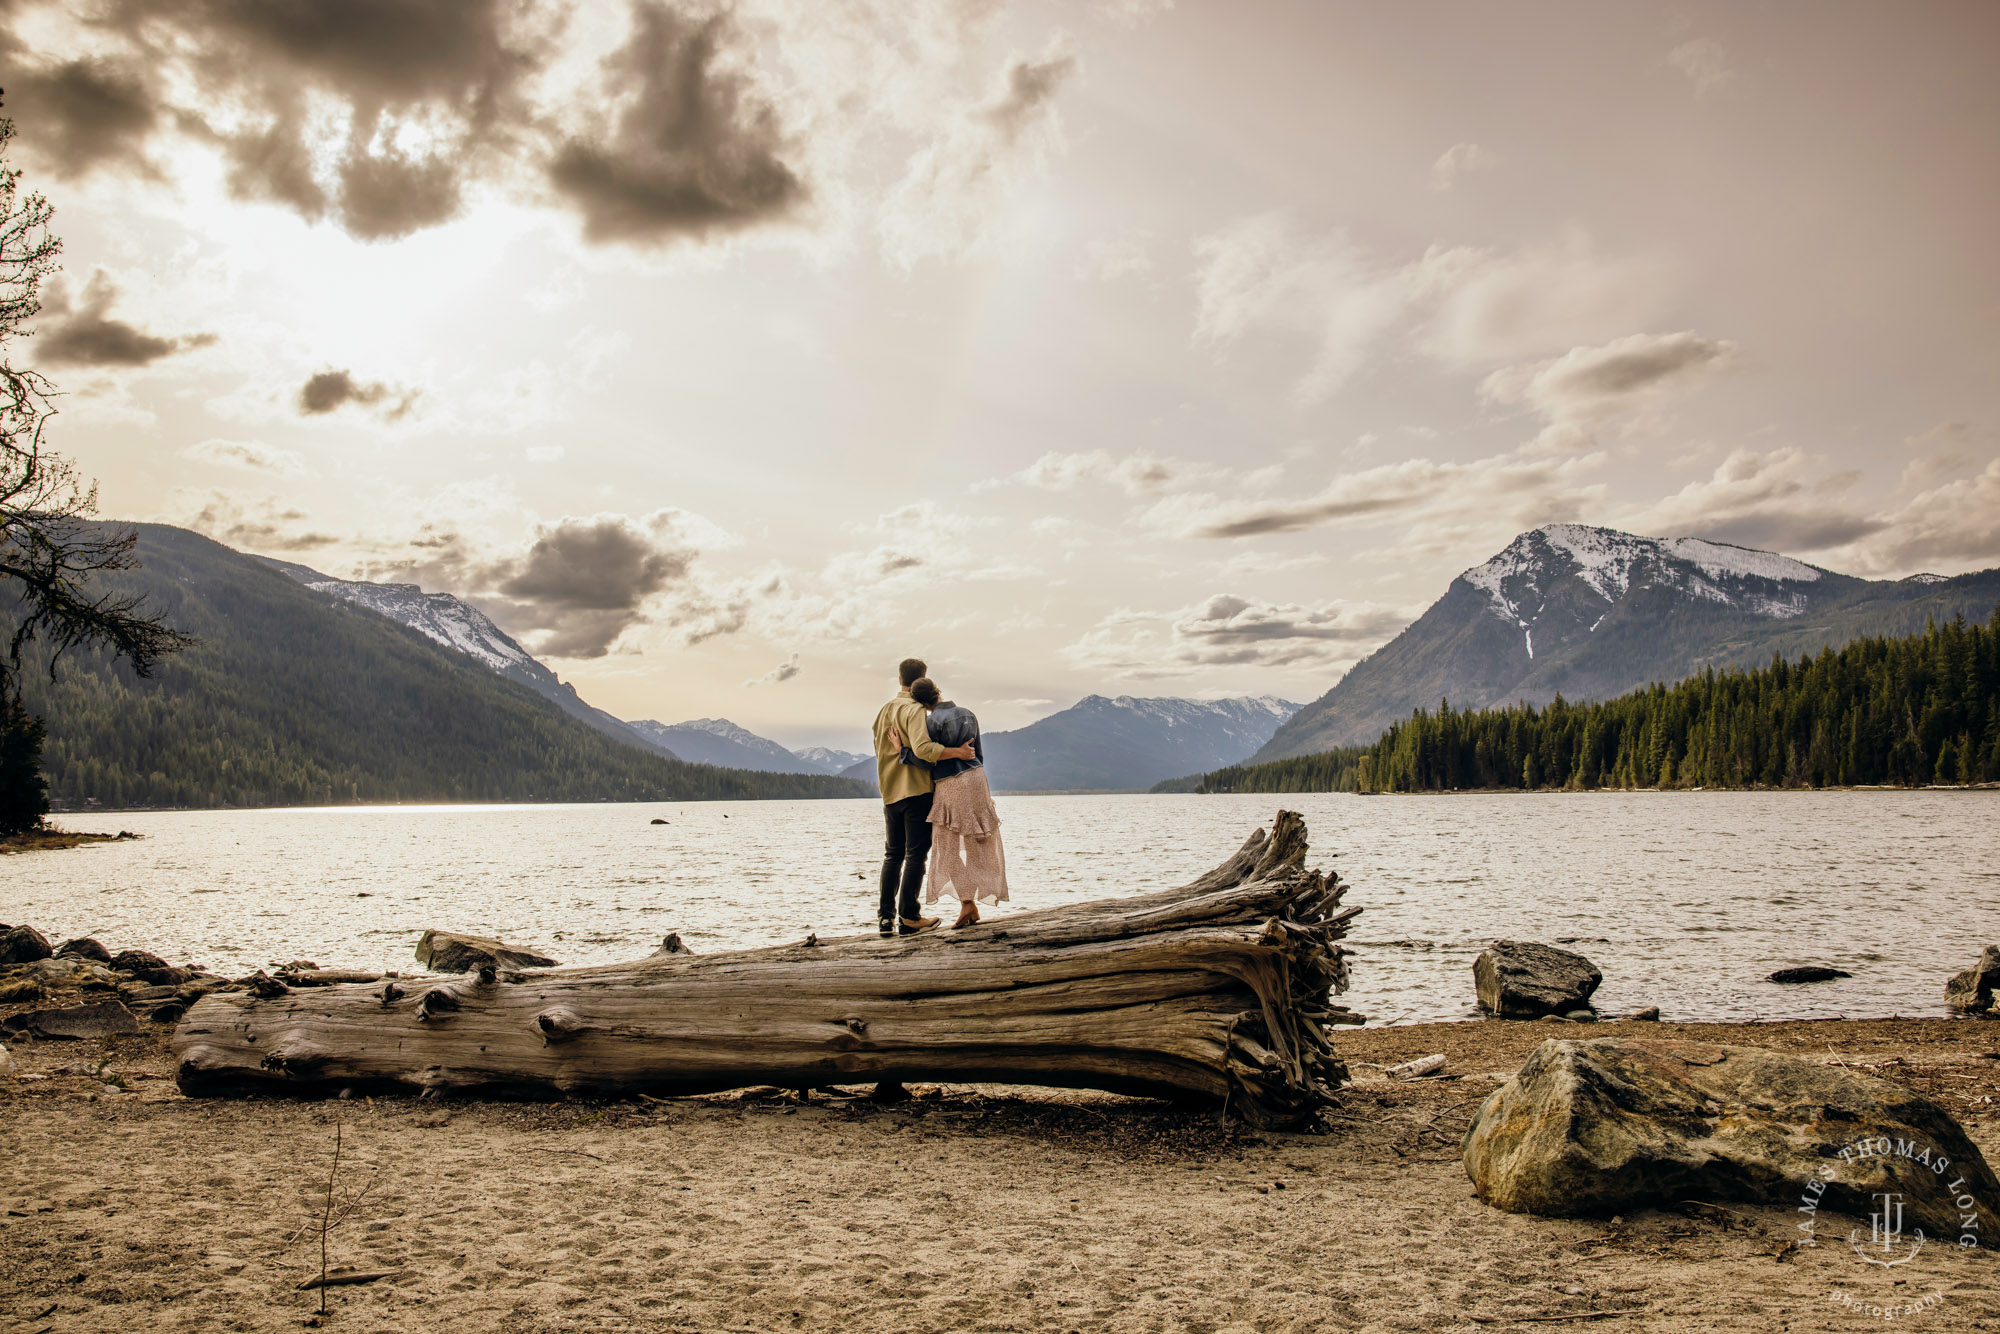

{"left": 171, "top": 811, "right": 1361, "bottom": 1126}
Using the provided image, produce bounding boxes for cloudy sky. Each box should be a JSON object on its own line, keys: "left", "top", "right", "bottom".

{"left": 12, "top": 0, "right": 1999, "bottom": 750}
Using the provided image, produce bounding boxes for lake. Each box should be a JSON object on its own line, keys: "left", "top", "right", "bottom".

{"left": 8, "top": 791, "right": 1997, "bottom": 1024}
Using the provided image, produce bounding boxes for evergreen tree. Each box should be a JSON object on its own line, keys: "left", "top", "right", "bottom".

{"left": 1199, "top": 606, "right": 2000, "bottom": 795}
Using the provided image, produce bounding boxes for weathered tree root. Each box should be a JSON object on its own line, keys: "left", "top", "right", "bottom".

{"left": 172, "top": 810, "right": 1361, "bottom": 1127}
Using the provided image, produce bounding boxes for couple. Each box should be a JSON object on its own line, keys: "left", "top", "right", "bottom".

{"left": 871, "top": 657, "right": 1009, "bottom": 936}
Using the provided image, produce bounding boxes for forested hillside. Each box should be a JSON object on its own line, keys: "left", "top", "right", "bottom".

{"left": 5, "top": 525, "right": 867, "bottom": 809}
{"left": 1198, "top": 610, "right": 2000, "bottom": 794}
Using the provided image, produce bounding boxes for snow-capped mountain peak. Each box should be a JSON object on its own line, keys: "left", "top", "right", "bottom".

{"left": 1460, "top": 525, "right": 1824, "bottom": 642}
{"left": 267, "top": 562, "right": 543, "bottom": 677}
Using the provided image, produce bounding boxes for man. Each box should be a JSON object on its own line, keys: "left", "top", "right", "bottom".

{"left": 873, "top": 656, "right": 974, "bottom": 936}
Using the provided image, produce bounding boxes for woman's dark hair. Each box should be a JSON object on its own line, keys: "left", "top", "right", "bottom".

{"left": 899, "top": 657, "right": 927, "bottom": 687}
{"left": 909, "top": 677, "right": 941, "bottom": 708}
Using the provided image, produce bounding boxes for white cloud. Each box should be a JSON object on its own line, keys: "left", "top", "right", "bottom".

{"left": 1076, "top": 227, "right": 1154, "bottom": 280}
{"left": 1063, "top": 593, "right": 1409, "bottom": 678}
{"left": 1407, "top": 232, "right": 1674, "bottom": 366}
{"left": 1191, "top": 211, "right": 1407, "bottom": 402}
{"left": 1669, "top": 38, "right": 1735, "bottom": 98}
{"left": 1144, "top": 448, "right": 1606, "bottom": 541}
{"left": 744, "top": 652, "right": 802, "bottom": 687}
{"left": 1623, "top": 448, "right": 1881, "bottom": 554}
{"left": 1481, "top": 331, "right": 1737, "bottom": 452}
{"left": 182, "top": 438, "right": 306, "bottom": 475}
{"left": 1014, "top": 449, "right": 1191, "bottom": 495}
{"left": 880, "top": 36, "right": 1079, "bottom": 266}
{"left": 1430, "top": 142, "right": 1498, "bottom": 191}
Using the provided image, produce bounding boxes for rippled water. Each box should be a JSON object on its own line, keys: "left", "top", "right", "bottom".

{"left": 8, "top": 791, "right": 1996, "bottom": 1024}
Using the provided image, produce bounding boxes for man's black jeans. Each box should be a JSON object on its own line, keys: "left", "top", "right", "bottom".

{"left": 879, "top": 792, "right": 934, "bottom": 924}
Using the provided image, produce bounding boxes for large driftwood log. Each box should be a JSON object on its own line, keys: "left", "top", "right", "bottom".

{"left": 172, "top": 811, "right": 1361, "bottom": 1126}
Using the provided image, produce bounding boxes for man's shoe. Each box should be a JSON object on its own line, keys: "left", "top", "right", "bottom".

{"left": 897, "top": 915, "right": 940, "bottom": 935}
{"left": 877, "top": 917, "right": 895, "bottom": 937}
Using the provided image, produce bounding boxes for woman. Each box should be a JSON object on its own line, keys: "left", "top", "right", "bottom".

{"left": 888, "top": 677, "right": 1009, "bottom": 927}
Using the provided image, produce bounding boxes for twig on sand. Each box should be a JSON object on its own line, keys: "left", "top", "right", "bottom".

{"left": 1467, "top": 1310, "right": 1647, "bottom": 1325}
{"left": 529, "top": 1147, "right": 606, "bottom": 1161}
{"left": 296, "top": 1269, "right": 403, "bottom": 1292}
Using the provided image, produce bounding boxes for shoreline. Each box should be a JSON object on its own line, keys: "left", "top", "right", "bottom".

{"left": 3, "top": 1015, "right": 1996, "bottom": 1332}
{"left": 0, "top": 826, "right": 139, "bottom": 855}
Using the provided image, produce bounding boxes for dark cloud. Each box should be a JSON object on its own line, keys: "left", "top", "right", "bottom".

{"left": 547, "top": 3, "right": 803, "bottom": 245}
{"left": 1683, "top": 512, "right": 1887, "bottom": 553}
{"left": 34, "top": 271, "right": 216, "bottom": 368}
{"left": 0, "top": 53, "right": 160, "bottom": 178}
{"left": 297, "top": 369, "right": 417, "bottom": 419}
{"left": 223, "top": 115, "right": 331, "bottom": 218}
{"left": 983, "top": 50, "right": 1078, "bottom": 143}
{"left": 4, "top": 0, "right": 832, "bottom": 247}
{"left": 487, "top": 514, "right": 698, "bottom": 658}
{"left": 337, "top": 148, "right": 463, "bottom": 240}
{"left": 184, "top": 490, "right": 340, "bottom": 552}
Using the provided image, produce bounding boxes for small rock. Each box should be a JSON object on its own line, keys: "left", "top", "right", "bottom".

{"left": 650, "top": 818, "right": 669, "bottom": 825}
{"left": 1945, "top": 945, "right": 2000, "bottom": 1014}
{"left": 1766, "top": 965, "right": 1852, "bottom": 984}
{"left": 109, "top": 948, "right": 169, "bottom": 974}
{"left": 148, "top": 1001, "right": 187, "bottom": 1024}
{"left": 414, "top": 930, "right": 558, "bottom": 974}
{"left": 0, "top": 1042, "right": 11, "bottom": 1078}
{"left": 1537, "top": 1014, "right": 1572, "bottom": 1023}
{"left": 1628, "top": 1007, "right": 1660, "bottom": 1022}
{"left": 1563, "top": 1010, "right": 1598, "bottom": 1022}
{"left": 2, "top": 998, "right": 142, "bottom": 1040}
{"left": 1474, "top": 940, "right": 1602, "bottom": 1018}
{"left": 0, "top": 924, "right": 52, "bottom": 967}
{"left": 55, "top": 937, "right": 112, "bottom": 963}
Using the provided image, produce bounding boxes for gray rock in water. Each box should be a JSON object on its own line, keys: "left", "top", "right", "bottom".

{"left": 1945, "top": 945, "right": 2000, "bottom": 1014}
{"left": 1628, "top": 1007, "right": 1661, "bottom": 1022}
{"left": 1473, "top": 940, "right": 1602, "bottom": 1018}
{"left": 1766, "top": 965, "right": 1852, "bottom": 984}
{"left": 0, "top": 924, "right": 52, "bottom": 967}
{"left": 415, "top": 930, "right": 559, "bottom": 974}
{"left": 1463, "top": 1037, "right": 2000, "bottom": 1240}
{"left": 2, "top": 998, "right": 142, "bottom": 1040}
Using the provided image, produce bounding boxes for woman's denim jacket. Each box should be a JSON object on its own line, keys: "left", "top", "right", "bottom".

{"left": 898, "top": 702, "right": 984, "bottom": 782}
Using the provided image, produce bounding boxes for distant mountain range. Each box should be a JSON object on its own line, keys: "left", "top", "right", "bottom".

{"left": 1254, "top": 524, "right": 2000, "bottom": 761}
{"left": 628, "top": 717, "right": 833, "bottom": 775}
{"left": 16, "top": 525, "right": 865, "bottom": 808}
{"left": 840, "top": 694, "right": 1300, "bottom": 791}
{"left": 264, "top": 559, "right": 868, "bottom": 778}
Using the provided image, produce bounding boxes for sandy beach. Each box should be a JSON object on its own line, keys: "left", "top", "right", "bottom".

{"left": 4, "top": 1016, "right": 1996, "bottom": 1334}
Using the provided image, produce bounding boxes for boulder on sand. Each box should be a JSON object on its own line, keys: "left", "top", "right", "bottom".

{"left": 415, "top": 930, "right": 559, "bottom": 974}
{"left": 0, "top": 924, "right": 52, "bottom": 967}
{"left": 1463, "top": 1037, "right": 2000, "bottom": 1239}
{"left": 1945, "top": 945, "right": 2000, "bottom": 1014}
{"left": 1473, "top": 940, "right": 1601, "bottom": 1018}
{"left": 2, "top": 998, "right": 143, "bottom": 1040}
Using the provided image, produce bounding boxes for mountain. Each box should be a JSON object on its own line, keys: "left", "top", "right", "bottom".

{"left": 837, "top": 696, "right": 1298, "bottom": 791}
{"left": 11, "top": 524, "right": 867, "bottom": 808}
{"left": 259, "top": 557, "right": 676, "bottom": 761}
{"left": 626, "top": 718, "right": 825, "bottom": 775}
{"left": 1254, "top": 524, "right": 2000, "bottom": 760}
{"left": 795, "top": 745, "right": 867, "bottom": 774}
